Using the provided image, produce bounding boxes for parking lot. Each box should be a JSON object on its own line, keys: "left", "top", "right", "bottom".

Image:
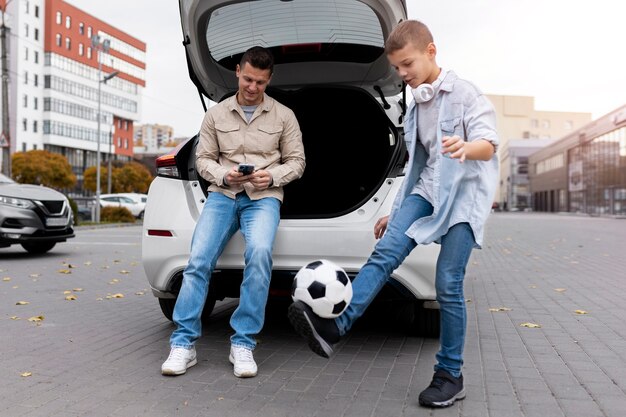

{"left": 1, "top": 213, "right": 625, "bottom": 417}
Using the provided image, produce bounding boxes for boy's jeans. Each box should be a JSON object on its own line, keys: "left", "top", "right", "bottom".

{"left": 335, "top": 194, "right": 475, "bottom": 378}
{"left": 170, "top": 192, "right": 280, "bottom": 350}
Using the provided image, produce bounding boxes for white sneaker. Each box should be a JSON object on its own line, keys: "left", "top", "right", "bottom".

{"left": 161, "top": 347, "right": 197, "bottom": 375}
{"left": 229, "top": 345, "right": 257, "bottom": 378}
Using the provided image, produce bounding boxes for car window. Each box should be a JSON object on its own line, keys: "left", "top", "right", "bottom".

{"left": 120, "top": 197, "right": 135, "bottom": 203}
{"left": 102, "top": 197, "right": 116, "bottom": 202}
{"left": 206, "top": 0, "right": 383, "bottom": 64}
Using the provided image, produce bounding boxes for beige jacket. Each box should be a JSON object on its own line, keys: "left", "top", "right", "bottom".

{"left": 196, "top": 93, "right": 305, "bottom": 202}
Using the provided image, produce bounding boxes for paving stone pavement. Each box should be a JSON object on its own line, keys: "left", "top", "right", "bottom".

{"left": 1, "top": 213, "right": 625, "bottom": 416}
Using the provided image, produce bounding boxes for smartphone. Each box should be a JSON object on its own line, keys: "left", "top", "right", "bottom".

{"left": 238, "top": 163, "right": 255, "bottom": 175}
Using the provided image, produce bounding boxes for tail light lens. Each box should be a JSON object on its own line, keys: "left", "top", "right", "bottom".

{"left": 155, "top": 142, "right": 185, "bottom": 178}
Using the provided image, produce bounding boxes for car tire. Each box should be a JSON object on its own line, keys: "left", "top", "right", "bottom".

{"left": 412, "top": 301, "right": 440, "bottom": 338}
{"left": 158, "top": 296, "right": 217, "bottom": 322}
{"left": 138, "top": 210, "right": 144, "bottom": 220}
{"left": 21, "top": 242, "right": 57, "bottom": 254}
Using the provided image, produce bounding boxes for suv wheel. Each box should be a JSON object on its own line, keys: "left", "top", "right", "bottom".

{"left": 158, "top": 296, "right": 217, "bottom": 322}
{"left": 21, "top": 242, "right": 56, "bottom": 254}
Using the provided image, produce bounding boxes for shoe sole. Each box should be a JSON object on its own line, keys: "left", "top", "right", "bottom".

{"left": 287, "top": 303, "right": 333, "bottom": 358}
{"left": 419, "top": 388, "right": 466, "bottom": 408}
{"left": 161, "top": 358, "right": 197, "bottom": 376}
{"left": 229, "top": 354, "right": 257, "bottom": 378}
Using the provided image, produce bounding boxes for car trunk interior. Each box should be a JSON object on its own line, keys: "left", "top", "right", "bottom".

{"left": 192, "top": 86, "right": 404, "bottom": 219}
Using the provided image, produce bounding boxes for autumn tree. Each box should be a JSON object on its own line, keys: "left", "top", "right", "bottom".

{"left": 83, "top": 161, "right": 153, "bottom": 193}
{"left": 11, "top": 150, "right": 77, "bottom": 189}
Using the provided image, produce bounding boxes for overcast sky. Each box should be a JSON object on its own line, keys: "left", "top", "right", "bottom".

{"left": 68, "top": 0, "right": 626, "bottom": 139}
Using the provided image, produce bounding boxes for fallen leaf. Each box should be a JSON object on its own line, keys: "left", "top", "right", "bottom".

{"left": 57, "top": 269, "right": 71, "bottom": 274}
{"left": 10, "top": 316, "right": 19, "bottom": 320}
{"left": 73, "top": 288, "right": 84, "bottom": 292}
{"left": 12, "top": 285, "right": 18, "bottom": 289}
{"left": 29, "top": 273, "right": 41, "bottom": 278}
{"left": 489, "top": 307, "right": 512, "bottom": 312}
{"left": 529, "top": 285, "right": 537, "bottom": 288}
{"left": 2, "top": 277, "right": 11, "bottom": 281}
{"left": 574, "top": 310, "right": 588, "bottom": 315}
{"left": 63, "top": 264, "right": 77, "bottom": 268}
{"left": 96, "top": 297, "right": 103, "bottom": 301}
{"left": 20, "top": 372, "right": 32, "bottom": 377}
{"left": 113, "top": 259, "right": 122, "bottom": 263}
{"left": 119, "top": 270, "right": 130, "bottom": 274}
{"left": 135, "top": 291, "right": 145, "bottom": 296}
{"left": 520, "top": 322, "right": 541, "bottom": 328}
{"left": 111, "top": 293, "right": 124, "bottom": 298}
{"left": 28, "top": 316, "right": 44, "bottom": 322}
{"left": 109, "top": 279, "right": 120, "bottom": 284}
{"left": 63, "top": 290, "right": 72, "bottom": 294}
{"left": 554, "top": 288, "right": 567, "bottom": 292}
{"left": 16, "top": 301, "right": 30, "bottom": 305}
{"left": 65, "top": 295, "right": 77, "bottom": 301}
{"left": 84, "top": 261, "right": 92, "bottom": 266}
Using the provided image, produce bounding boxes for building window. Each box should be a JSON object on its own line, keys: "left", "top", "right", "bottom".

{"left": 66, "top": 37, "right": 71, "bottom": 50}
{"left": 87, "top": 26, "right": 92, "bottom": 38}
{"left": 34, "top": 74, "right": 38, "bottom": 86}
{"left": 66, "top": 16, "right": 71, "bottom": 29}
{"left": 34, "top": 97, "right": 38, "bottom": 110}
{"left": 23, "top": 118, "right": 28, "bottom": 131}
{"left": 530, "top": 119, "right": 538, "bottom": 128}
{"left": 87, "top": 47, "right": 92, "bottom": 59}
{"left": 25, "top": 1, "right": 29, "bottom": 14}
{"left": 33, "top": 121, "right": 38, "bottom": 133}
{"left": 23, "top": 94, "right": 28, "bottom": 108}
{"left": 24, "top": 71, "right": 28, "bottom": 84}
{"left": 79, "top": 23, "right": 84, "bottom": 35}
{"left": 124, "top": 120, "right": 128, "bottom": 130}
{"left": 24, "top": 24, "right": 29, "bottom": 38}
{"left": 34, "top": 51, "right": 39, "bottom": 64}
{"left": 56, "top": 11, "right": 62, "bottom": 25}
{"left": 542, "top": 119, "right": 551, "bottom": 129}
{"left": 34, "top": 28, "right": 39, "bottom": 41}
{"left": 24, "top": 47, "right": 28, "bottom": 61}
{"left": 35, "top": 5, "right": 39, "bottom": 18}
{"left": 56, "top": 33, "right": 62, "bottom": 46}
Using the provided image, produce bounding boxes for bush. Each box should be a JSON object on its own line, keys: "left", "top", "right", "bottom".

{"left": 100, "top": 206, "right": 136, "bottom": 223}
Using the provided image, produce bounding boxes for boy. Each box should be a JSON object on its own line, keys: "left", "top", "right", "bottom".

{"left": 288, "top": 20, "right": 498, "bottom": 408}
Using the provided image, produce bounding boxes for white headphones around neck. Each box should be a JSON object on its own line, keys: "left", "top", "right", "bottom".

{"left": 411, "top": 69, "right": 447, "bottom": 104}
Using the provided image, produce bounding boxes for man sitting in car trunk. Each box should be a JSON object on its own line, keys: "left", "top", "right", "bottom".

{"left": 161, "top": 46, "right": 306, "bottom": 378}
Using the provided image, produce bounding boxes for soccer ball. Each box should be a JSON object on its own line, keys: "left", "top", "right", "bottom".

{"left": 291, "top": 259, "right": 353, "bottom": 319}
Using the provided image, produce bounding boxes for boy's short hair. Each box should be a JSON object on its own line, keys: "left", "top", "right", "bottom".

{"left": 384, "top": 20, "right": 434, "bottom": 54}
{"left": 240, "top": 46, "right": 274, "bottom": 75}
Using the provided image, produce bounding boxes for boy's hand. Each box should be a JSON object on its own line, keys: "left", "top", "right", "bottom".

{"left": 442, "top": 135, "right": 466, "bottom": 162}
{"left": 374, "top": 216, "right": 389, "bottom": 239}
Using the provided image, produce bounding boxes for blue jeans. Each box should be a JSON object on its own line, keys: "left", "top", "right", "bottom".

{"left": 335, "top": 194, "right": 475, "bottom": 378}
{"left": 170, "top": 192, "right": 280, "bottom": 350}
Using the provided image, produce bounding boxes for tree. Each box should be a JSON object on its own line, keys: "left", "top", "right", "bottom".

{"left": 12, "top": 150, "right": 77, "bottom": 189}
{"left": 83, "top": 161, "right": 153, "bottom": 193}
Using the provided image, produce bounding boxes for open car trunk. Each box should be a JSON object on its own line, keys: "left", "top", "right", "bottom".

{"left": 189, "top": 86, "right": 405, "bottom": 219}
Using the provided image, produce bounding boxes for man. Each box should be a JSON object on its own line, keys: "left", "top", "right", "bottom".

{"left": 288, "top": 20, "right": 498, "bottom": 408}
{"left": 162, "top": 46, "right": 305, "bottom": 378}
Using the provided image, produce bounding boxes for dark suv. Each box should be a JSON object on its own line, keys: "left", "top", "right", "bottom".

{"left": 0, "top": 173, "right": 74, "bottom": 254}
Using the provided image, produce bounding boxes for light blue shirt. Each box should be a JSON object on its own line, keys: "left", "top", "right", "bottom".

{"left": 390, "top": 70, "right": 499, "bottom": 248}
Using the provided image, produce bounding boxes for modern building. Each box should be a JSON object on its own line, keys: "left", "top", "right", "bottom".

{"left": 134, "top": 123, "right": 174, "bottom": 153}
{"left": 499, "top": 138, "right": 555, "bottom": 211}
{"left": 0, "top": 0, "right": 145, "bottom": 192}
{"left": 486, "top": 95, "right": 592, "bottom": 206}
{"left": 528, "top": 104, "right": 626, "bottom": 216}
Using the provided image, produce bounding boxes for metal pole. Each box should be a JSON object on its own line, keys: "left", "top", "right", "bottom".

{"left": 1, "top": 7, "right": 11, "bottom": 177}
{"left": 107, "top": 124, "right": 112, "bottom": 194}
{"left": 95, "top": 49, "right": 102, "bottom": 223}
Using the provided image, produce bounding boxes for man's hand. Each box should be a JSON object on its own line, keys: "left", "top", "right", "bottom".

{"left": 374, "top": 215, "right": 389, "bottom": 239}
{"left": 442, "top": 135, "right": 466, "bottom": 162}
{"left": 224, "top": 167, "right": 273, "bottom": 190}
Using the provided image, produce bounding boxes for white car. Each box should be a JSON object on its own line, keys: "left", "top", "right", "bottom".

{"left": 142, "top": 0, "right": 440, "bottom": 335}
{"left": 99, "top": 193, "right": 145, "bottom": 219}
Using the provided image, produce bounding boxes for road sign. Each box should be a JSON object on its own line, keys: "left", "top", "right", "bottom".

{"left": 0, "top": 132, "right": 8, "bottom": 147}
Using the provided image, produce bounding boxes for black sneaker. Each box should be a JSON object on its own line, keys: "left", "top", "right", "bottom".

{"left": 418, "top": 369, "right": 466, "bottom": 408}
{"left": 287, "top": 301, "right": 341, "bottom": 358}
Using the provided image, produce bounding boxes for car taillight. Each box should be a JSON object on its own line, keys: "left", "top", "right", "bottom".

{"left": 147, "top": 230, "right": 173, "bottom": 237}
{"left": 155, "top": 148, "right": 181, "bottom": 178}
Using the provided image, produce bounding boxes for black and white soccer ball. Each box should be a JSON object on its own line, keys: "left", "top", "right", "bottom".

{"left": 291, "top": 259, "right": 353, "bottom": 319}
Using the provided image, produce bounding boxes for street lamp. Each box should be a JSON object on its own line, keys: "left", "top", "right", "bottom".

{"left": 92, "top": 35, "right": 119, "bottom": 222}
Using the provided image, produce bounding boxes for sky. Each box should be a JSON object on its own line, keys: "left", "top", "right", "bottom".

{"left": 68, "top": 0, "right": 626, "bottom": 139}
